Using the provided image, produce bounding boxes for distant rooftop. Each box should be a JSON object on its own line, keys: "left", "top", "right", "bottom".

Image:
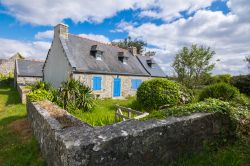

{"left": 16, "top": 59, "right": 44, "bottom": 77}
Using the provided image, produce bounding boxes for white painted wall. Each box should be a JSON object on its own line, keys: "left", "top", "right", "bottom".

{"left": 43, "top": 33, "right": 72, "bottom": 88}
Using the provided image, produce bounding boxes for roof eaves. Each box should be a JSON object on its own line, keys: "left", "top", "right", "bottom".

{"left": 15, "top": 59, "right": 19, "bottom": 75}
{"left": 59, "top": 36, "right": 77, "bottom": 69}
{"left": 17, "top": 74, "right": 43, "bottom": 78}
{"left": 73, "top": 70, "right": 150, "bottom": 77}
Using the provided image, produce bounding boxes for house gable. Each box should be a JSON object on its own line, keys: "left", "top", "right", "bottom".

{"left": 43, "top": 24, "right": 73, "bottom": 88}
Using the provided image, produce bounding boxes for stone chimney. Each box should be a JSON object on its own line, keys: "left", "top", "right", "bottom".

{"left": 54, "top": 23, "right": 68, "bottom": 39}
{"left": 128, "top": 46, "right": 137, "bottom": 56}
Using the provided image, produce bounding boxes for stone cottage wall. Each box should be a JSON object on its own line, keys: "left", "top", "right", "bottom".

{"left": 73, "top": 74, "right": 150, "bottom": 98}
{"left": 27, "top": 101, "right": 234, "bottom": 166}
{"left": 16, "top": 76, "right": 42, "bottom": 85}
{"left": 0, "top": 60, "right": 15, "bottom": 75}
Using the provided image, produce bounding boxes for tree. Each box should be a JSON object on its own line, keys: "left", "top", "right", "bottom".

{"left": 246, "top": 56, "right": 250, "bottom": 69}
{"left": 172, "top": 44, "right": 215, "bottom": 88}
{"left": 111, "top": 36, "right": 147, "bottom": 54}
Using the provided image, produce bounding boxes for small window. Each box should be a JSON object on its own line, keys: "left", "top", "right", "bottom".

{"left": 118, "top": 52, "right": 129, "bottom": 64}
{"left": 96, "top": 52, "right": 102, "bottom": 60}
{"left": 147, "top": 59, "right": 156, "bottom": 68}
{"left": 131, "top": 79, "right": 142, "bottom": 90}
{"left": 90, "top": 45, "right": 103, "bottom": 60}
{"left": 92, "top": 76, "right": 102, "bottom": 90}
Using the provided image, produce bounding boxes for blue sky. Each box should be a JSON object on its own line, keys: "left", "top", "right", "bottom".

{"left": 0, "top": 0, "right": 249, "bottom": 75}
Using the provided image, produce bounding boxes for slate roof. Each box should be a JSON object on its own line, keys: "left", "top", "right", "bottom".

{"left": 16, "top": 59, "right": 44, "bottom": 77}
{"left": 60, "top": 34, "right": 165, "bottom": 77}
{"left": 137, "top": 56, "right": 166, "bottom": 77}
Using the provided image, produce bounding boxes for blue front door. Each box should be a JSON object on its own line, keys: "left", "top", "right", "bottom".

{"left": 113, "top": 78, "right": 121, "bottom": 97}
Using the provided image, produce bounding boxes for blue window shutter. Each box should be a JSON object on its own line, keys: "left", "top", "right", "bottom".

{"left": 93, "top": 76, "right": 102, "bottom": 90}
{"left": 137, "top": 80, "right": 142, "bottom": 88}
{"left": 131, "top": 79, "right": 142, "bottom": 89}
{"left": 97, "top": 77, "right": 102, "bottom": 90}
{"left": 131, "top": 80, "right": 136, "bottom": 89}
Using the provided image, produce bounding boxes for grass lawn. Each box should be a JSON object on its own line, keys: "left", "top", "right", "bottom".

{"left": 170, "top": 139, "right": 250, "bottom": 166}
{"left": 69, "top": 96, "right": 137, "bottom": 126}
{"left": 0, "top": 85, "right": 45, "bottom": 166}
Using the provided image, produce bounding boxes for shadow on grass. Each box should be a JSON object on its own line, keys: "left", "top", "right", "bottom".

{"left": 0, "top": 115, "right": 26, "bottom": 126}
{"left": 0, "top": 117, "right": 45, "bottom": 166}
{"left": 0, "top": 85, "right": 21, "bottom": 106}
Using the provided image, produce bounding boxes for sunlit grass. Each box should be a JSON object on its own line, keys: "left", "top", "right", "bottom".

{"left": 70, "top": 96, "right": 138, "bottom": 126}
{"left": 0, "top": 85, "right": 45, "bottom": 166}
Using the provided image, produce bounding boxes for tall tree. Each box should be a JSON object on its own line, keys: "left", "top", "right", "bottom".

{"left": 246, "top": 56, "right": 250, "bottom": 69}
{"left": 172, "top": 44, "right": 215, "bottom": 88}
{"left": 111, "top": 36, "right": 147, "bottom": 54}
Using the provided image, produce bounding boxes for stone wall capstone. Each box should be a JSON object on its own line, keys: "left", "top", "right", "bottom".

{"left": 17, "top": 84, "right": 31, "bottom": 104}
{"left": 27, "top": 101, "right": 234, "bottom": 166}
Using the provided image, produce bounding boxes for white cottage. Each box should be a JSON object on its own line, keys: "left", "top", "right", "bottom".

{"left": 43, "top": 24, "right": 165, "bottom": 98}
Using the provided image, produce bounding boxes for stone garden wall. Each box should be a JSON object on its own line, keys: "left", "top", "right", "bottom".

{"left": 17, "top": 84, "right": 31, "bottom": 104}
{"left": 27, "top": 101, "right": 234, "bottom": 166}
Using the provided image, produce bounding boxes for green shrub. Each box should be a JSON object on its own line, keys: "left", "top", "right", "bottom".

{"left": 231, "top": 75, "right": 250, "bottom": 96}
{"left": 230, "top": 94, "right": 250, "bottom": 136}
{"left": 27, "top": 79, "right": 95, "bottom": 112}
{"left": 30, "top": 81, "right": 52, "bottom": 91}
{"left": 75, "top": 84, "right": 95, "bottom": 112}
{"left": 179, "top": 85, "right": 194, "bottom": 104}
{"left": 199, "top": 83, "right": 240, "bottom": 101}
{"left": 206, "top": 74, "right": 232, "bottom": 85}
{"left": 137, "top": 78, "right": 181, "bottom": 110}
{"left": 145, "top": 98, "right": 231, "bottom": 119}
{"left": 27, "top": 89, "right": 54, "bottom": 102}
{"left": 58, "top": 79, "right": 95, "bottom": 112}
{"left": 0, "top": 73, "right": 14, "bottom": 86}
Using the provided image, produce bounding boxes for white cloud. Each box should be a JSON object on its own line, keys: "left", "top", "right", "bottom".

{"left": 227, "top": 0, "right": 250, "bottom": 22}
{"left": 120, "top": 9, "right": 250, "bottom": 75}
{"left": 0, "top": 38, "right": 50, "bottom": 60}
{"left": 78, "top": 34, "right": 110, "bottom": 43}
{"left": 35, "top": 30, "right": 53, "bottom": 40}
{"left": 0, "top": 0, "right": 154, "bottom": 25}
{"left": 139, "top": 0, "right": 215, "bottom": 21}
{"left": 114, "top": 20, "right": 138, "bottom": 33}
{"left": 0, "top": 0, "right": 215, "bottom": 25}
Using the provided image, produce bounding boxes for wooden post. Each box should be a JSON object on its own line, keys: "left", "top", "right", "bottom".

{"left": 115, "top": 105, "right": 149, "bottom": 122}
{"left": 115, "top": 109, "right": 117, "bottom": 122}
{"left": 128, "top": 111, "right": 131, "bottom": 118}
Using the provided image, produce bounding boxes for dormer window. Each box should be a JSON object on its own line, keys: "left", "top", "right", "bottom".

{"left": 147, "top": 59, "right": 156, "bottom": 68}
{"left": 91, "top": 45, "right": 103, "bottom": 61}
{"left": 95, "top": 51, "right": 103, "bottom": 60}
{"left": 118, "top": 52, "right": 129, "bottom": 64}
